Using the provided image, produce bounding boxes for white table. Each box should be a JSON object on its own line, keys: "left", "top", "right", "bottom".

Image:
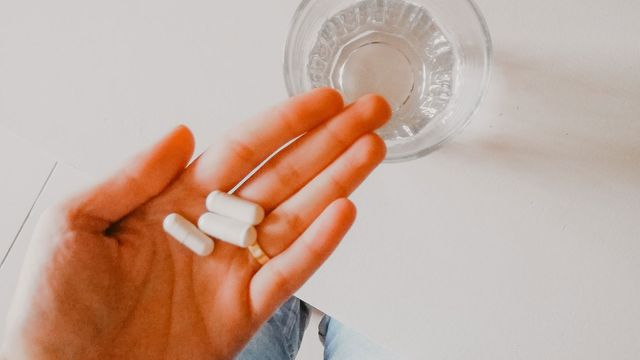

{"left": 1, "top": 0, "right": 639, "bottom": 358}
{"left": 0, "top": 131, "right": 54, "bottom": 262}
{"left": 0, "top": 156, "right": 90, "bottom": 343}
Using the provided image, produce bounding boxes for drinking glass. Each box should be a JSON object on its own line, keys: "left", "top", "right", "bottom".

{"left": 284, "top": 0, "right": 492, "bottom": 161}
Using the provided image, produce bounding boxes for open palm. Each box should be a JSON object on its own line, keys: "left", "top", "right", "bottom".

{"left": 2, "top": 89, "right": 391, "bottom": 359}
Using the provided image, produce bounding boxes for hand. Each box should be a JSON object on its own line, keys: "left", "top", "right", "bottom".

{"left": 1, "top": 89, "right": 391, "bottom": 359}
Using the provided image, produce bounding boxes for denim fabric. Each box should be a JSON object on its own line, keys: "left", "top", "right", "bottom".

{"left": 236, "top": 297, "right": 310, "bottom": 360}
{"left": 236, "top": 297, "right": 394, "bottom": 360}
{"left": 319, "top": 315, "right": 394, "bottom": 360}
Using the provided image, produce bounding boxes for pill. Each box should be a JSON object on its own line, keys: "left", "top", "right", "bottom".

{"left": 197, "top": 212, "right": 257, "bottom": 248}
{"left": 163, "top": 213, "right": 214, "bottom": 256}
{"left": 206, "top": 190, "right": 265, "bottom": 225}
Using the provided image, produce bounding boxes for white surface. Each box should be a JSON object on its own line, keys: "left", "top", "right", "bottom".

{"left": 0, "top": 163, "right": 90, "bottom": 343}
{"left": 0, "top": 0, "right": 300, "bottom": 177}
{"left": 1, "top": 0, "right": 639, "bottom": 359}
{"left": 297, "top": 308, "right": 325, "bottom": 360}
{"left": 298, "top": 0, "right": 640, "bottom": 358}
{"left": 0, "top": 129, "right": 54, "bottom": 261}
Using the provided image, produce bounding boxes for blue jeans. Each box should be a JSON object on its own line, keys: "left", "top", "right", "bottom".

{"left": 236, "top": 297, "right": 394, "bottom": 360}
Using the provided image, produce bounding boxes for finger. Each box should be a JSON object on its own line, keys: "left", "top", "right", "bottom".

{"left": 67, "top": 125, "right": 195, "bottom": 231}
{"left": 181, "top": 88, "right": 344, "bottom": 194}
{"left": 249, "top": 198, "right": 356, "bottom": 318}
{"left": 236, "top": 94, "right": 391, "bottom": 212}
{"left": 257, "top": 133, "right": 385, "bottom": 256}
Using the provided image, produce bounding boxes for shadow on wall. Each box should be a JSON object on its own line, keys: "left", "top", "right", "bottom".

{"left": 442, "top": 51, "right": 640, "bottom": 191}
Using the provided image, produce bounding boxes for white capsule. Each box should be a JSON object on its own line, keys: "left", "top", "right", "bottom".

{"left": 206, "top": 190, "right": 265, "bottom": 225}
{"left": 197, "top": 212, "right": 257, "bottom": 248}
{"left": 163, "top": 213, "right": 214, "bottom": 256}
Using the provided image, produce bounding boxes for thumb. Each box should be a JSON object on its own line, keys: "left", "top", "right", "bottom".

{"left": 67, "top": 125, "right": 195, "bottom": 232}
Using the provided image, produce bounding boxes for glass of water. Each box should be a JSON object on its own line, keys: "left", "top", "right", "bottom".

{"left": 284, "top": 0, "right": 492, "bottom": 162}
